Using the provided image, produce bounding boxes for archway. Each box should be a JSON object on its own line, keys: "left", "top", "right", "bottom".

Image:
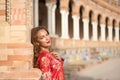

{"left": 105, "top": 17, "right": 109, "bottom": 40}
{"left": 112, "top": 19, "right": 116, "bottom": 40}
{"left": 89, "top": 10, "right": 93, "bottom": 40}
{"left": 39, "top": 0, "right": 47, "bottom": 29}
{"left": 55, "top": 0, "right": 61, "bottom": 37}
{"left": 79, "top": 6, "right": 84, "bottom": 39}
{"left": 68, "top": 0, "right": 73, "bottom": 38}
{"left": 97, "top": 14, "right": 101, "bottom": 40}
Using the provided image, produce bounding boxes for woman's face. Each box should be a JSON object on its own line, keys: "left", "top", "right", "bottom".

{"left": 37, "top": 29, "right": 51, "bottom": 48}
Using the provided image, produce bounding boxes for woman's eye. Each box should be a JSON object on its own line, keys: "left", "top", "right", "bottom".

{"left": 46, "top": 34, "right": 49, "bottom": 36}
{"left": 38, "top": 34, "right": 49, "bottom": 40}
{"left": 38, "top": 36, "right": 44, "bottom": 39}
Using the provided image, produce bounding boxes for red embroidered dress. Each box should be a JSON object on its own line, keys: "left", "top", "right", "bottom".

{"left": 37, "top": 50, "right": 65, "bottom": 80}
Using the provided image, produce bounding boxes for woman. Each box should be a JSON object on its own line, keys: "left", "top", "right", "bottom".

{"left": 31, "top": 26, "right": 65, "bottom": 80}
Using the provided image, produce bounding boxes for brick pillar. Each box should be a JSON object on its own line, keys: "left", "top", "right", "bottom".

{"left": 0, "top": 0, "right": 6, "bottom": 21}
{"left": 0, "top": 0, "right": 41, "bottom": 80}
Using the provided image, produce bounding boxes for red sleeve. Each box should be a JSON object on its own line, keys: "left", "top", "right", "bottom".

{"left": 37, "top": 55, "right": 52, "bottom": 80}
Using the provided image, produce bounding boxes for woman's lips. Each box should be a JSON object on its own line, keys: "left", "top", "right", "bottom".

{"left": 47, "top": 40, "right": 51, "bottom": 44}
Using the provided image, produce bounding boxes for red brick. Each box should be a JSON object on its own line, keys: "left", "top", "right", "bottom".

{"left": 8, "top": 55, "right": 33, "bottom": 61}
{"left": 0, "top": 60, "right": 12, "bottom": 66}
{"left": 0, "top": 43, "right": 33, "bottom": 48}
{"left": 0, "top": 10, "right": 5, "bottom": 15}
{"left": 14, "top": 48, "right": 33, "bottom": 55}
{"left": 7, "top": 43, "right": 32, "bottom": 48}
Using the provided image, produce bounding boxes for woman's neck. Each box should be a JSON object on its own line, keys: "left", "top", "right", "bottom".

{"left": 41, "top": 47, "right": 49, "bottom": 52}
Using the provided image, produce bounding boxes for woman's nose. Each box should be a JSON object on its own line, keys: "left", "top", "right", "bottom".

{"left": 45, "top": 36, "right": 49, "bottom": 40}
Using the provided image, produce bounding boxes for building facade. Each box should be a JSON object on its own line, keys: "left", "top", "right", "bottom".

{"left": 0, "top": 0, "right": 120, "bottom": 79}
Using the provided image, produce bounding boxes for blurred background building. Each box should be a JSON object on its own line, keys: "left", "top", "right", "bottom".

{"left": 0, "top": 0, "right": 120, "bottom": 80}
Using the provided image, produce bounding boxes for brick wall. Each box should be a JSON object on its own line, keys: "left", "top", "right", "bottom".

{"left": 0, "top": 0, "right": 42, "bottom": 80}
{"left": 0, "top": 43, "right": 41, "bottom": 80}
{"left": 0, "top": 0, "right": 6, "bottom": 21}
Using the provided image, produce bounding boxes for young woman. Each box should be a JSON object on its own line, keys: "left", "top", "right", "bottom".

{"left": 31, "top": 26, "right": 65, "bottom": 80}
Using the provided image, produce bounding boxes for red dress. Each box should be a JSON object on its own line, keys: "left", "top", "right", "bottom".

{"left": 37, "top": 50, "right": 65, "bottom": 80}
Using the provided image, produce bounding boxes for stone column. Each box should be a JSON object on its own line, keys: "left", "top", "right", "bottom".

{"left": 115, "top": 27, "right": 119, "bottom": 42}
{"left": 92, "top": 22, "right": 98, "bottom": 41}
{"left": 33, "top": 0, "right": 39, "bottom": 27}
{"left": 60, "top": 10, "right": 69, "bottom": 39}
{"left": 100, "top": 24, "right": 106, "bottom": 41}
{"left": 108, "top": 26, "right": 113, "bottom": 41}
{"left": 83, "top": 19, "right": 89, "bottom": 40}
{"left": 46, "top": 3, "right": 56, "bottom": 37}
{"left": 72, "top": 15, "right": 80, "bottom": 39}
{"left": 92, "top": 14, "right": 98, "bottom": 41}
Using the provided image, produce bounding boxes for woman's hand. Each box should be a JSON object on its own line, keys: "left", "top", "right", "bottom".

{"left": 51, "top": 52, "right": 62, "bottom": 61}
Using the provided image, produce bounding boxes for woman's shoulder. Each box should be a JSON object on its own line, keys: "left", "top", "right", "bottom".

{"left": 37, "top": 50, "right": 50, "bottom": 62}
{"left": 38, "top": 50, "right": 51, "bottom": 58}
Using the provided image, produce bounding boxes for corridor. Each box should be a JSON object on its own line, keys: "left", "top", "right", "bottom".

{"left": 67, "top": 58, "right": 120, "bottom": 80}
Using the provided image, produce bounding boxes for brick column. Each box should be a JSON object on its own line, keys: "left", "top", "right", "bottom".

{"left": 0, "top": 0, "right": 42, "bottom": 79}
{"left": 0, "top": 0, "right": 6, "bottom": 21}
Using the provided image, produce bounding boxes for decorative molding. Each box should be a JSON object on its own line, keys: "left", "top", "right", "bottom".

{"left": 26, "top": 0, "right": 33, "bottom": 28}
{"left": 6, "top": 0, "right": 11, "bottom": 23}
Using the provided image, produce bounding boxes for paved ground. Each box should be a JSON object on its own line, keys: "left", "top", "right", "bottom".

{"left": 66, "top": 58, "right": 120, "bottom": 80}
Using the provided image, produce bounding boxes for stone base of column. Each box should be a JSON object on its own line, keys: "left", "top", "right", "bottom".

{"left": 61, "top": 35, "right": 69, "bottom": 39}
{"left": 72, "top": 37, "right": 80, "bottom": 40}
{"left": 50, "top": 34, "right": 59, "bottom": 38}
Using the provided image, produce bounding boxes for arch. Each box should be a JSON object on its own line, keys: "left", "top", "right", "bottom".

{"left": 39, "top": 0, "right": 47, "bottom": 28}
{"left": 105, "top": 17, "right": 109, "bottom": 40}
{"left": 112, "top": 19, "right": 116, "bottom": 40}
{"left": 79, "top": 5, "right": 85, "bottom": 18}
{"left": 89, "top": 10, "right": 93, "bottom": 40}
{"left": 55, "top": 0, "right": 61, "bottom": 36}
{"left": 68, "top": 0, "right": 73, "bottom": 38}
{"left": 97, "top": 14, "right": 102, "bottom": 40}
{"left": 119, "top": 21, "right": 120, "bottom": 28}
{"left": 39, "top": 0, "right": 46, "bottom": 3}
{"left": 79, "top": 6, "right": 85, "bottom": 39}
